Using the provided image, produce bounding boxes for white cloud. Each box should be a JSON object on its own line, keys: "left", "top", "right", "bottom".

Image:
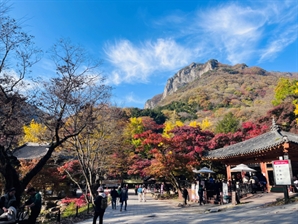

{"left": 104, "top": 1, "right": 298, "bottom": 85}
{"left": 192, "top": 2, "right": 298, "bottom": 65}
{"left": 104, "top": 39, "right": 192, "bottom": 85}
{"left": 259, "top": 24, "right": 298, "bottom": 62}
{"left": 125, "top": 92, "right": 145, "bottom": 104}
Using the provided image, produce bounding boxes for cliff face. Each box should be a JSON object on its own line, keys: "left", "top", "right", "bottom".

{"left": 162, "top": 59, "right": 218, "bottom": 100}
{"left": 144, "top": 93, "right": 162, "bottom": 110}
{"left": 144, "top": 59, "right": 218, "bottom": 109}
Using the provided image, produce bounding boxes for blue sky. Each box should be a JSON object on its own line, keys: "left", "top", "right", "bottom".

{"left": 10, "top": 0, "right": 298, "bottom": 108}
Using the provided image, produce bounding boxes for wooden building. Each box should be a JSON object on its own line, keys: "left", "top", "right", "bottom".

{"left": 203, "top": 120, "right": 298, "bottom": 190}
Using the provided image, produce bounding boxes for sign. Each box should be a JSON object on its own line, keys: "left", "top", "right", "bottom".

{"left": 222, "top": 182, "right": 229, "bottom": 203}
{"left": 191, "top": 183, "right": 196, "bottom": 200}
{"left": 272, "top": 160, "right": 292, "bottom": 185}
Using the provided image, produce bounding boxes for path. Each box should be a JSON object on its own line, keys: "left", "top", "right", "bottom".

{"left": 78, "top": 190, "right": 298, "bottom": 224}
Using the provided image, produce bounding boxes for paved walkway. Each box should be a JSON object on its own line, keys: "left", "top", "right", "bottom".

{"left": 78, "top": 190, "right": 298, "bottom": 224}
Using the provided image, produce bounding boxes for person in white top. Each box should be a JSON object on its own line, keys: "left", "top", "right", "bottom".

{"left": 142, "top": 185, "right": 147, "bottom": 202}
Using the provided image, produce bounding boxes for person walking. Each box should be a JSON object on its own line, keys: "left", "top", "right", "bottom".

{"left": 119, "top": 185, "right": 128, "bottom": 211}
{"left": 24, "top": 187, "right": 42, "bottom": 224}
{"left": 231, "top": 176, "right": 241, "bottom": 204}
{"left": 137, "top": 185, "right": 143, "bottom": 202}
{"left": 182, "top": 187, "right": 189, "bottom": 205}
{"left": 198, "top": 184, "right": 205, "bottom": 205}
{"left": 142, "top": 185, "right": 147, "bottom": 202}
{"left": 110, "top": 187, "right": 118, "bottom": 210}
{"left": 93, "top": 186, "right": 107, "bottom": 224}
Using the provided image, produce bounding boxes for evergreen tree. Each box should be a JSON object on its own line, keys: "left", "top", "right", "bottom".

{"left": 215, "top": 112, "right": 239, "bottom": 134}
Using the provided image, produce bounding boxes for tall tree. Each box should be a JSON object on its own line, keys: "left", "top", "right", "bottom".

{"left": 59, "top": 106, "right": 125, "bottom": 204}
{"left": 0, "top": 1, "right": 42, "bottom": 203}
{"left": 1, "top": 35, "right": 111, "bottom": 204}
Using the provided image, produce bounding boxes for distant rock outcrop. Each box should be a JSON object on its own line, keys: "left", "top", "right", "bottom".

{"left": 144, "top": 93, "right": 163, "bottom": 110}
{"left": 162, "top": 59, "right": 218, "bottom": 99}
{"left": 144, "top": 59, "right": 218, "bottom": 109}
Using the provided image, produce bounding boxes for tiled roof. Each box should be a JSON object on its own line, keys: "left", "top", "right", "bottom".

{"left": 13, "top": 142, "right": 50, "bottom": 159}
{"left": 203, "top": 126, "right": 298, "bottom": 160}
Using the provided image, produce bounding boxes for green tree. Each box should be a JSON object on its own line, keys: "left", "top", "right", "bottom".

{"left": 272, "top": 77, "right": 297, "bottom": 106}
{"left": 215, "top": 112, "right": 239, "bottom": 134}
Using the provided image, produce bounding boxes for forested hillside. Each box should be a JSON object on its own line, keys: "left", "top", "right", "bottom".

{"left": 144, "top": 60, "right": 298, "bottom": 126}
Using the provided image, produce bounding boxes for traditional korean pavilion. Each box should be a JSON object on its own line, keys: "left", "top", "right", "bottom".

{"left": 13, "top": 142, "right": 50, "bottom": 159}
{"left": 203, "top": 120, "right": 298, "bottom": 190}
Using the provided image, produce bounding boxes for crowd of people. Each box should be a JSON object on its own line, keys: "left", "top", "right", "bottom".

{"left": 1, "top": 172, "right": 296, "bottom": 224}
{"left": 179, "top": 171, "right": 271, "bottom": 206}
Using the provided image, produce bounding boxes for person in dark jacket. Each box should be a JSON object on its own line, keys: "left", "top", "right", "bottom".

{"left": 110, "top": 187, "right": 118, "bottom": 209}
{"left": 182, "top": 187, "right": 189, "bottom": 205}
{"left": 231, "top": 176, "right": 241, "bottom": 204}
{"left": 24, "top": 187, "right": 42, "bottom": 224}
{"left": 119, "top": 185, "right": 128, "bottom": 211}
{"left": 93, "top": 187, "right": 107, "bottom": 224}
{"left": 198, "top": 184, "right": 205, "bottom": 205}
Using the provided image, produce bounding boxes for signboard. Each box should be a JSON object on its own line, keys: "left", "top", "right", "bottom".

{"left": 191, "top": 183, "right": 196, "bottom": 201}
{"left": 272, "top": 160, "right": 293, "bottom": 185}
{"left": 222, "top": 182, "right": 229, "bottom": 203}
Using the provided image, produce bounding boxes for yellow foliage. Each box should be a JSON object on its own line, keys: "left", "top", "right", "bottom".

{"left": 162, "top": 119, "right": 185, "bottom": 138}
{"left": 295, "top": 105, "right": 298, "bottom": 115}
{"left": 132, "top": 139, "right": 142, "bottom": 147}
{"left": 127, "top": 117, "right": 144, "bottom": 137}
{"left": 293, "top": 83, "right": 298, "bottom": 123}
{"left": 189, "top": 121, "right": 199, "bottom": 127}
{"left": 200, "top": 117, "right": 212, "bottom": 130}
{"left": 175, "top": 120, "right": 184, "bottom": 127}
{"left": 162, "top": 121, "right": 175, "bottom": 138}
{"left": 20, "top": 120, "right": 47, "bottom": 144}
{"left": 188, "top": 117, "right": 211, "bottom": 130}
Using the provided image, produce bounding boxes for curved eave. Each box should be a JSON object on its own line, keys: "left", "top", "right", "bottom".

{"left": 202, "top": 129, "right": 297, "bottom": 161}
{"left": 203, "top": 143, "right": 283, "bottom": 160}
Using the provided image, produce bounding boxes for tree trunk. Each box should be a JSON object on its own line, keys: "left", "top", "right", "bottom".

{"left": 0, "top": 144, "right": 56, "bottom": 206}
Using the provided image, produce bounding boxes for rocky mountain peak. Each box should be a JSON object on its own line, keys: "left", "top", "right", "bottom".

{"left": 144, "top": 59, "right": 218, "bottom": 109}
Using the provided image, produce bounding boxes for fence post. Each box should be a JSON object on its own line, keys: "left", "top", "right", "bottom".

{"left": 56, "top": 208, "right": 60, "bottom": 223}
{"left": 76, "top": 205, "right": 79, "bottom": 217}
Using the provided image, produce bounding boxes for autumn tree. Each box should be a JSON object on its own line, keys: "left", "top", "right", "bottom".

{"left": 264, "top": 77, "right": 298, "bottom": 130}
{"left": 0, "top": 1, "right": 42, "bottom": 203}
{"left": 272, "top": 77, "right": 297, "bottom": 106}
{"left": 18, "top": 120, "right": 63, "bottom": 196}
{"left": 58, "top": 106, "right": 125, "bottom": 204}
{"left": 133, "top": 124, "right": 214, "bottom": 191}
{"left": 0, "top": 33, "right": 111, "bottom": 205}
{"left": 19, "top": 120, "right": 48, "bottom": 145}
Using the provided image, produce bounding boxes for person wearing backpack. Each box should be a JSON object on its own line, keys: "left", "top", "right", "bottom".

{"left": 93, "top": 186, "right": 107, "bottom": 224}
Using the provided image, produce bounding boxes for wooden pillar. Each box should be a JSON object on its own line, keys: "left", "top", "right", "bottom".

{"left": 226, "top": 165, "right": 231, "bottom": 180}
{"left": 260, "top": 162, "right": 269, "bottom": 191}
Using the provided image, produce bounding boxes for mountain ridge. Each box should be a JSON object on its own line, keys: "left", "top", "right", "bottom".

{"left": 144, "top": 59, "right": 297, "bottom": 110}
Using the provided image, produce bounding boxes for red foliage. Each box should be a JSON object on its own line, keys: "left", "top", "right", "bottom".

{"left": 61, "top": 194, "right": 87, "bottom": 207}
{"left": 57, "top": 160, "right": 82, "bottom": 179}
{"left": 209, "top": 121, "right": 268, "bottom": 150}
